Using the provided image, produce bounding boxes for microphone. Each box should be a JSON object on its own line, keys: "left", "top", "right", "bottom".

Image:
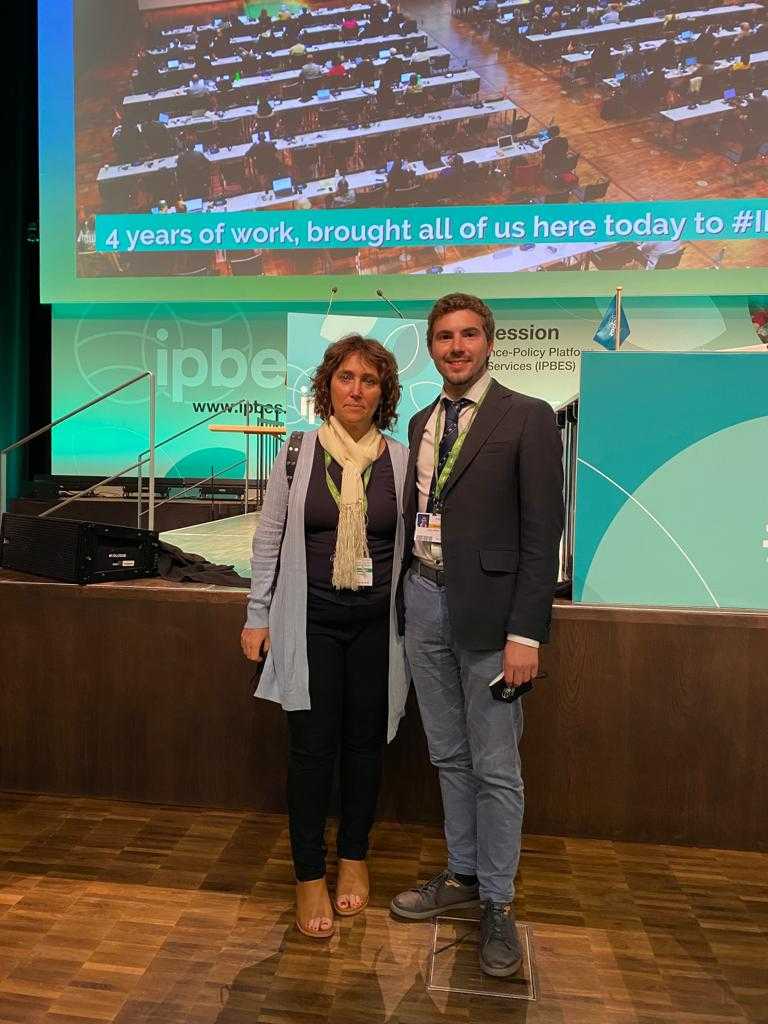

{"left": 376, "top": 288, "right": 404, "bottom": 319}
{"left": 326, "top": 285, "right": 338, "bottom": 317}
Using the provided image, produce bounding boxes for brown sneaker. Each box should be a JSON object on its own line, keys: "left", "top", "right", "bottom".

{"left": 390, "top": 869, "right": 480, "bottom": 920}
{"left": 479, "top": 901, "right": 523, "bottom": 977}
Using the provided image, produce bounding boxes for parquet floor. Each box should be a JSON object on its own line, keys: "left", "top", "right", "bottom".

{"left": 1, "top": 792, "right": 766, "bottom": 1023}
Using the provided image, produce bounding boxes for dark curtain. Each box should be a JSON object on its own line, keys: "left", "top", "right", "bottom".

{"left": 75, "top": 0, "right": 141, "bottom": 76}
{"left": 1, "top": 3, "right": 50, "bottom": 502}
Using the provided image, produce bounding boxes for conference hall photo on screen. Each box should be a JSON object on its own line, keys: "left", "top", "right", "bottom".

{"left": 76, "top": 0, "right": 768, "bottom": 278}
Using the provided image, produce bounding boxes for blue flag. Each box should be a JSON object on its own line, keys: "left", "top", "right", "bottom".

{"left": 593, "top": 294, "right": 631, "bottom": 350}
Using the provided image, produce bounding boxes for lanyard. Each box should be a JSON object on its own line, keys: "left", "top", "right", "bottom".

{"left": 324, "top": 451, "right": 372, "bottom": 511}
{"left": 432, "top": 381, "right": 491, "bottom": 506}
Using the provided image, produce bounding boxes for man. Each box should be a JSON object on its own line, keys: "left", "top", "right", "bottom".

{"left": 330, "top": 176, "right": 357, "bottom": 207}
{"left": 187, "top": 73, "right": 211, "bottom": 98}
{"left": 391, "top": 293, "right": 564, "bottom": 978}
{"left": 355, "top": 56, "right": 377, "bottom": 87}
{"left": 380, "top": 51, "right": 406, "bottom": 86}
{"left": 637, "top": 239, "right": 682, "bottom": 268}
{"left": 328, "top": 55, "right": 348, "bottom": 78}
{"left": 386, "top": 157, "right": 415, "bottom": 189}
{"left": 134, "top": 48, "right": 158, "bottom": 92}
{"left": 541, "top": 126, "right": 570, "bottom": 175}
{"left": 734, "top": 21, "right": 752, "bottom": 47}
{"left": 175, "top": 141, "right": 211, "bottom": 198}
{"left": 341, "top": 16, "right": 360, "bottom": 39}
{"left": 300, "top": 57, "right": 325, "bottom": 80}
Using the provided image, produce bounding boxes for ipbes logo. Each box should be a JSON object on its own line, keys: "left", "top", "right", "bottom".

{"left": 155, "top": 328, "right": 287, "bottom": 403}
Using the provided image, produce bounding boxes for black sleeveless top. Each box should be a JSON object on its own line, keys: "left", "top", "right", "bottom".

{"left": 304, "top": 437, "right": 397, "bottom": 605}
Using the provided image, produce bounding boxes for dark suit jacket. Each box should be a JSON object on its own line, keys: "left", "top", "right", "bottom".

{"left": 397, "top": 379, "right": 564, "bottom": 650}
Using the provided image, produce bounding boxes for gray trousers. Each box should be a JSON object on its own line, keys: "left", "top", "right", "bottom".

{"left": 404, "top": 570, "right": 524, "bottom": 904}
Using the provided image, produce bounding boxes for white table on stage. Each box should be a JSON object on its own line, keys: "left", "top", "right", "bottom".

{"left": 162, "top": 71, "right": 481, "bottom": 132}
{"left": 160, "top": 20, "right": 231, "bottom": 37}
{"left": 525, "top": 4, "right": 762, "bottom": 49}
{"left": 161, "top": 24, "right": 194, "bottom": 37}
{"left": 304, "top": 18, "right": 372, "bottom": 38}
{"left": 149, "top": 43, "right": 197, "bottom": 56}
{"left": 224, "top": 29, "right": 427, "bottom": 61}
{"left": 97, "top": 99, "right": 516, "bottom": 185}
{"left": 238, "top": 4, "right": 373, "bottom": 26}
{"left": 233, "top": 18, "right": 374, "bottom": 48}
{"left": 603, "top": 49, "right": 768, "bottom": 90}
{"left": 125, "top": 47, "right": 449, "bottom": 109}
{"left": 660, "top": 87, "right": 768, "bottom": 125}
{"left": 470, "top": 0, "right": 530, "bottom": 16}
{"left": 414, "top": 241, "right": 611, "bottom": 273}
{"left": 560, "top": 27, "right": 739, "bottom": 68}
{"left": 125, "top": 48, "right": 448, "bottom": 110}
{"left": 156, "top": 61, "right": 197, "bottom": 78}
{"left": 271, "top": 97, "right": 515, "bottom": 153}
{"left": 221, "top": 140, "right": 541, "bottom": 213}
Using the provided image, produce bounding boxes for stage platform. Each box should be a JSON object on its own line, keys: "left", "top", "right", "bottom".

{"left": 12, "top": 495, "right": 252, "bottom": 534}
{"left": 161, "top": 511, "right": 256, "bottom": 578}
{"left": 1, "top": 557, "right": 766, "bottom": 852}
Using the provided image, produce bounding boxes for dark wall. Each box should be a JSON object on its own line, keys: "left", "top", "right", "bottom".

{"left": 2, "top": 579, "right": 766, "bottom": 850}
{"left": 75, "top": 0, "right": 143, "bottom": 76}
{"left": 1, "top": 1, "right": 50, "bottom": 496}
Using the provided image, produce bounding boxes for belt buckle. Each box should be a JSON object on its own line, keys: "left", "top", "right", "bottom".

{"left": 421, "top": 560, "right": 444, "bottom": 586}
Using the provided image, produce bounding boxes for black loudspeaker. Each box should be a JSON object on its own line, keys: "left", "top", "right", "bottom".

{"left": 0, "top": 514, "right": 159, "bottom": 584}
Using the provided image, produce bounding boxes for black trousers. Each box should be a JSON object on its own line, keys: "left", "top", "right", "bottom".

{"left": 286, "top": 592, "right": 390, "bottom": 882}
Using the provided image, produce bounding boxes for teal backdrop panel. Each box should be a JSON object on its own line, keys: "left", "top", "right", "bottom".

{"left": 50, "top": 294, "right": 767, "bottom": 481}
{"left": 574, "top": 352, "right": 768, "bottom": 610}
{"left": 286, "top": 313, "right": 441, "bottom": 446}
{"left": 51, "top": 304, "right": 288, "bottom": 479}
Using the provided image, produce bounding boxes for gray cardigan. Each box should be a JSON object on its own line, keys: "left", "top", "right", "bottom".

{"left": 246, "top": 430, "right": 411, "bottom": 742}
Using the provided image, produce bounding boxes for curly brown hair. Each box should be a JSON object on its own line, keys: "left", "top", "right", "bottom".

{"left": 427, "top": 292, "right": 496, "bottom": 347}
{"left": 310, "top": 335, "right": 401, "bottom": 431}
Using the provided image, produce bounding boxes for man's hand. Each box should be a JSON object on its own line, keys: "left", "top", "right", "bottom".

{"left": 503, "top": 639, "right": 538, "bottom": 686}
{"left": 241, "top": 627, "right": 271, "bottom": 663}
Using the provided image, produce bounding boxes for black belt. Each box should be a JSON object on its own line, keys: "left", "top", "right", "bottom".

{"left": 411, "top": 559, "right": 446, "bottom": 587}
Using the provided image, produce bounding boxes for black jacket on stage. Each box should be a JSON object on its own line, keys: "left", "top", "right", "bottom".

{"left": 397, "top": 378, "right": 564, "bottom": 650}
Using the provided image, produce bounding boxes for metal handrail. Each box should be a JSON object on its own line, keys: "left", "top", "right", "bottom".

{"left": 40, "top": 459, "right": 148, "bottom": 520}
{"left": 0, "top": 371, "right": 157, "bottom": 529}
{"left": 139, "top": 457, "right": 245, "bottom": 517}
{"left": 134, "top": 398, "right": 252, "bottom": 527}
{"left": 554, "top": 395, "right": 579, "bottom": 583}
{"left": 135, "top": 401, "right": 236, "bottom": 528}
{"left": 134, "top": 405, "right": 283, "bottom": 526}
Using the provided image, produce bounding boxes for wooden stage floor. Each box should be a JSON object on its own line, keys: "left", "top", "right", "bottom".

{"left": 0, "top": 791, "right": 766, "bottom": 1024}
{"left": 161, "top": 513, "right": 257, "bottom": 580}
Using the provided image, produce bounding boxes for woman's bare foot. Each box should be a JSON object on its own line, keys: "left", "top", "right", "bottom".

{"left": 296, "top": 878, "right": 334, "bottom": 938}
{"left": 334, "top": 859, "right": 370, "bottom": 916}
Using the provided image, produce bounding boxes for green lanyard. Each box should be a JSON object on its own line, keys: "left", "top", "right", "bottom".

{"left": 432, "top": 381, "right": 491, "bottom": 507}
{"left": 324, "top": 451, "right": 372, "bottom": 511}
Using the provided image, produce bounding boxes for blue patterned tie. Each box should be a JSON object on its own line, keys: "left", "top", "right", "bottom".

{"left": 427, "top": 397, "right": 469, "bottom": 512}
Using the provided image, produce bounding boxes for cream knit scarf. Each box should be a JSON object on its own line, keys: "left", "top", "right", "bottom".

{"left": 318, "top": 416, "right": 381, "bottom": 590}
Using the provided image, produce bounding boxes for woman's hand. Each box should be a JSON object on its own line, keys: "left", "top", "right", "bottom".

{"left": 241, "top": 627, "right": 271, "bottom": 663}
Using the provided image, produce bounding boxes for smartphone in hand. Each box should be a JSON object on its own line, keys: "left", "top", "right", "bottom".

{"left": 488, "top": 671, "right": 547, "bottom": 703}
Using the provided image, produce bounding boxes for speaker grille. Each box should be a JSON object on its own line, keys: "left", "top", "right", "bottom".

{"left": 0, "top": 515, "right": 158, "bottom": 584}
{"left": 1, "top": 515, "right": 83, "bottom": 581}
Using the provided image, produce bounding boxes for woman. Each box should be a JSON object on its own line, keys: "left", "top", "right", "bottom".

{"left": 331, "top": 176, "right": 357, "bottom": 207}
{"left": 241, "top": 336, "right": 409, "bottom": 939}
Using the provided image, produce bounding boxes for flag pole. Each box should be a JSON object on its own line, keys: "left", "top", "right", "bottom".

{"left": 614, "top": 286, "right": 623, "bottom": 351}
